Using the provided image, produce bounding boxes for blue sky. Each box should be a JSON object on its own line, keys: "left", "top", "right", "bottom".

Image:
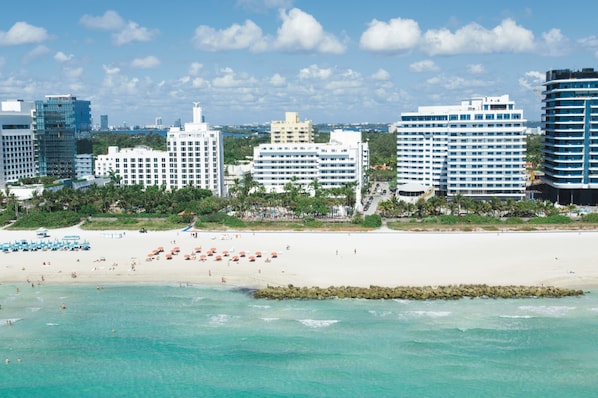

{"left": 1, "top": 0, "right": 598, "bottom": 127}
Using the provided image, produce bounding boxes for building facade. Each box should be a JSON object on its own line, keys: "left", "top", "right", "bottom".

{"left": 95, "top": 103, "right": 224, "bottom": 195}
{"left": 100, "top": 114, "right": 109, "bottom": 130}
{"left": 542, "top": 68, "right": 598, "bottom": 204}
{"left": 0, "top": 100, "right": 36, "bottom": 189}
{"left": 34, "top": 95, "right": 92, "bottom": 179}
{"left": 393, "top": 95, "right": 526, "bottom": 200}
{"left": 95, "top": 146, "right": 168, "bottom": 187}
{"left": 166, "top": 103, "right": 224, "bottom": 195}
{"left": 253, "top": 129, "right": 368, "bottom": 202}
{"left": 270, "top": 112, "right": 313, "bottom": 144}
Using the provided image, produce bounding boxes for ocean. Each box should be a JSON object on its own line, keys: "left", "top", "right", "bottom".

{"left": 1, "top": 284, "right": 597, "bottom": 397}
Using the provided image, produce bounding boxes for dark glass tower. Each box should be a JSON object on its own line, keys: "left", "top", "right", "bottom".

{"left": 34, "top": 95, "right": 91, "bottom": 179}
{"left": 542, "top": 68, "right": 598, "bottom": 205}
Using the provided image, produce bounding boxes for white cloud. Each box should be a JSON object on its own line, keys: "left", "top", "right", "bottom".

{"left": 541, "top": 28, "right": 568, "bottom": 56}
{"left": 578, "top": 35, "right": 598, "bottom": 48}
{"left": 80, "top": 10, "right": 125, "bottom": 31}
{"left": 360, "top": 18, "right": 421, "bottom": 53}
{"left": 423, "top": 18, "right": 534, "bottom": 55}
{"left": 467, "top": 64, "right": 485, "bottom": 74}
{"left": 189, "top": 62, "right": 203, "bottom": 76}
{"left": 298, "top": 64, "right": 332, "bottom": 80}
{"left": 442, "top": 76, "right": 492, "bottom": 90}
{"left": 212, "top": 67, "right": 256, "bottom": 88}
{"left": 192, "top": 20, "right": 264, "bottom": 51}
{"left": 102, "top": 64, "right": 121, "bottom": 75}
{"left": 270, "top": 73, "right": 286, "bottom": 86}
{"left": 371, "top": 69, "right": 390, "bottom": 80}
{"left": 518, "top": 70, "right": 545, "bottom": 90}
{"left": 409, "top": 60, "right": 439, "bottom": 73}
{"left": 80, "top": 11, "right": 157, "bottom": 45}
{"left": 64, "top": 67, "right": 83, "bottom": 79}
{"left": 579, "top": 35, "right": 598, "bottom": 58}
{"left": 130, "top": 56, "right": 161, "bottom": 69}
{"left": 22, "top": 45, "right": 51, "bottom": 64}
{"left": 114, "top": 22, "right": 158, "bottom": 46}
{"left": 0, "top": 22, "right": 49, "bottom": 46}
{"left": 192, "top": 77, "right": 208, "bottom": 88}
{"left": 54, "top": 51, "right": 74, "bottom": 63}
{"left": 274, "top": 8, "right": 345, "bottom": 54}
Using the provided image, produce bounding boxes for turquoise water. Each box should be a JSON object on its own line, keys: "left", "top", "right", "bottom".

{"left": 1, "top": 284, "right": 597, "bottom": 397}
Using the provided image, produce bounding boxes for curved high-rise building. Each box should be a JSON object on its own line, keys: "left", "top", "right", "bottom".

{"left": 542, "top": 68, "right": 598, "bottom": 204}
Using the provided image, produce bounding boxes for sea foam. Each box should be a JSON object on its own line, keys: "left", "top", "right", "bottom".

{"left": 298, "top": 319, "right": 339, "bottom": 328}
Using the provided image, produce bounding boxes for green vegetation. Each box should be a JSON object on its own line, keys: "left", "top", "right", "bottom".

{"left": 526, "top": 134, "right": 543, "bottom": 168}
{"left": 92, "top": 131, "right": 166, "bottom": 156}
{"left": 223, "top": 134, "right": 269, "bottom": 164}
{"left": 11, "top": 211, "right": 81, "bottom": 229}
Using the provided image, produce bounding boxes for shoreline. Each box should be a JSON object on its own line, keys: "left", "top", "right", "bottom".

{"left": 1, "top": 226, "right": 597, "bottom": 290}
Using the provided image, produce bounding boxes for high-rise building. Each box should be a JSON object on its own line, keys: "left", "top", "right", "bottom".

{"left": 270, "top": 112, "right": 313, "bottom": 143}
{"left": 167, "top": 103, "right": 224, "bottom": 195}
{"left": 34, "top": 95, "right": 92, "bottom": 179}
{"left": 0, "top": 100, "right": 36, "bottom": 189}
{"left": 100, "top": 114, "right": 109, "bottom": 130}
{"left": 542, "top": 68, "right": 598, "bottom": 204}
{"left": 392, "top": 95, "right": 526, "bottom": 200}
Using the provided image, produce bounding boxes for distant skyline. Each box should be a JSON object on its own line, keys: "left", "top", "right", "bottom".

{"left": 1, "top": 0, "right": 597, "bottom": 126}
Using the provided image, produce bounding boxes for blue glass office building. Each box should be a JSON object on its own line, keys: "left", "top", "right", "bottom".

{"left": 34, "top": 95, "right": 91, "bottom": 179}
{"left": 542, "top": 68, "right": 598, "bottom": 204}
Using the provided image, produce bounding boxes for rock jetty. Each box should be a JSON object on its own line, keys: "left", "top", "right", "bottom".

{"left": 253, "top": 284, "right": 584, "bottom": 300}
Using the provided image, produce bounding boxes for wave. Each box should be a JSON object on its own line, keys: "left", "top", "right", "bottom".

{"left": 298, "top": 319, "right": 339, "bottom": 328}
{"left": 499, "top": 315, "right": 535, "bottom": 319}
{"left": 249, "top": 304, "right": 271, "bottom": 309}
{"left": 30, "top": 307, "right": 41, "bottom": 312}
{"left": 46, "top": 322, "right": 59, "bottom": 326}
{"left": 403, "top": 311, "right": 452, "bottom": 318}
{"left": 368, "top": 310, "right": 393, "bottom": 317}
{"left": 518, "top": 305, "right": 576, "bottom": 317}
{"left": 208, "top": 314, "right": 234, "bottom": 326}
{"left": 260, "top": 317, "right": 280, "bottom": 322}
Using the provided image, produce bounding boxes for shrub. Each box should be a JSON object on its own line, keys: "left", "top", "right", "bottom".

{"left": 527, "top": 215, "right": 573, "bottom": 224}
{"left": 581, "top": 213, "right": 598, "bottom": 223}
{"left": 362, "top": 214, "right": 382, "bottom": 228}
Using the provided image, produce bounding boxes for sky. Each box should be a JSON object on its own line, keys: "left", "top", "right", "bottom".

{"left": 1, "top": 0, "right": 598, "bottom": 127}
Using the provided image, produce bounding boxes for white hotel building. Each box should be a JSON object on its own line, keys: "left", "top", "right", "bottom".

{"left": 0, "top": 100, "right": 36, "bottom": 189}
{"left": 95, "top": 103, "right": 224, "bottom": 195}
{"left": 392, "top": 95, "right": 526, "bottom": 200}
{"left": 167, "top": 103, "right": 224, "bottom": 196}
{"left": 252, "top": 129, "right": 369, "bottom": 198}
{"left": 95, "top": 146, "right": 168, "bottom": 187}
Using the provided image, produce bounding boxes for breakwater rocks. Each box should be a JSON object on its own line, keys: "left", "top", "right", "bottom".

{"left": 253, "top": 284, "right": 585, "bottom": 300}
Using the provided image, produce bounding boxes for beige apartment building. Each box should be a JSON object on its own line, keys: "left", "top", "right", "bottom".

{"left": 270, "top": 112, "right": 313, "bottom": 143}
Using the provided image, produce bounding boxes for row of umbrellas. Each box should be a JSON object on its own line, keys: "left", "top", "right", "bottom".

{"left": 1, "top": 239, "right": 91, "bottom": 252}
{"left": 147, "top": 245, "right": 278, "bottom": 262}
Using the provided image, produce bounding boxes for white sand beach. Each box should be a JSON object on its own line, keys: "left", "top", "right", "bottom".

{"left": 1, "top": 226, "right": 597, "bottom": 289}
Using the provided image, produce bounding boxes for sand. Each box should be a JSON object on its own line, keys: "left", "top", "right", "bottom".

{"left": 1, "top": 226, "right": 597, "bottom": 289}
